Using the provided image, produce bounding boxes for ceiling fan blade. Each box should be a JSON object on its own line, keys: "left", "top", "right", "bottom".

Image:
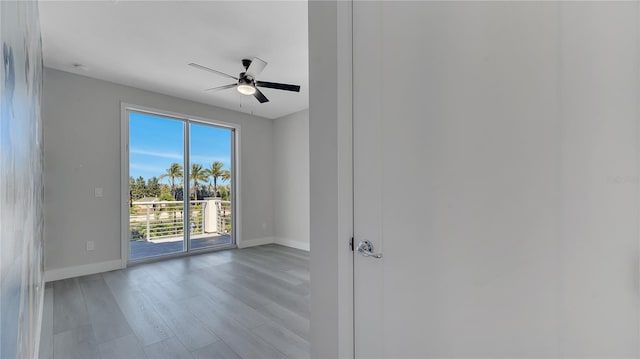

{"left": 245, "top": 57, "right": 267, "bottom": 78}
{"left": 256, "top": 81, "right": 301, "bottom": 92}
{"left": 188, "top": 63, "right": 238, "bottom": 80}
{"left": 253, "top": 88, "right": 269, "bottom": 103}
{"left": 204, "top": 83, "right": 237, "bottom": 92}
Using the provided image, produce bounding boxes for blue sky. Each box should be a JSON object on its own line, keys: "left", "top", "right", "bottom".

{"left": 129, "top": 111, "right": 231, "bottom": 185}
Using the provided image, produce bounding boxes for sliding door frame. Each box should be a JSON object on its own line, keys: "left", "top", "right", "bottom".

{"left": 120, "top": 102, "right": 241, "bottom": 267}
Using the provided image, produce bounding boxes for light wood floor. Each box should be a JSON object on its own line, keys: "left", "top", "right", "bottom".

{"left": 39, "top": 244, "right": 310, "bottom": 359}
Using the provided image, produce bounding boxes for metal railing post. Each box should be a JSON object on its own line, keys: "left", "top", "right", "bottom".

{"left": 145, "top": 205, "right": 151, "bottom": 241}
{"left": 216, "top": 201, "right": 222, "bottom": 233}
{"left": 201, "top": 202, "right": 205, "bottom": 234}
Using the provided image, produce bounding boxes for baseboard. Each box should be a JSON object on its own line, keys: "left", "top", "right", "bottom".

{"left": 44, "top": 259, "right": 123, "bottom": 282}
{"left": 237, "top": 236, "right": 275, "bottom": 249}
{"left": 274, "top": 237, "right": 310, "bottom": 251}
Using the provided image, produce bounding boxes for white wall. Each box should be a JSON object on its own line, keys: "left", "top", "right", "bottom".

{"left": 273, "top": 109, "right": 310, "bottom": 251}
{"left": 43, "top": 68, "right": 275, "bottom": 277}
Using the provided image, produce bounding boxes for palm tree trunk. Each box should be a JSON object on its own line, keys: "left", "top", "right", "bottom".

{"left": 214, "top": 177, "right": 218, "bottom": 198}
{"left": 193, "top": 180, "right": 198, "bottom": 200}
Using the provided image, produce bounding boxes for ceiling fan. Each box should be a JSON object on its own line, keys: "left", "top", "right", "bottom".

{"left": 188, "top": 58, "right": 301, "bottom": 104}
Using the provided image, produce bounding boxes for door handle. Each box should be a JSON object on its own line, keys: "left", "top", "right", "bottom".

{"left": 356, "top": 240, "right": 383, "bottom": 259}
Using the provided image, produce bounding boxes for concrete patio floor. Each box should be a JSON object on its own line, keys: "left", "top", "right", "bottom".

{"left": 130, "top": 234, "right": 232, "bottom": 260}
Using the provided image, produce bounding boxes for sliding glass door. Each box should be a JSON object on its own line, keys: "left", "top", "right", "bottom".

{"left": 127, "top": 109, "right": 235, "bottom": 262}
{"left": 189, "top": 122, "right": 234, "bottom": 251}
{"left": 128, "top": 112, "right": 186, "bottom": 260}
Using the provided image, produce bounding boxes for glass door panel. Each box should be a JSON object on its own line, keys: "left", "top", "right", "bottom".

{"left": 128, "top": 111, "right": 186, "bottom": 260}
{"left": 188, "top": 122, "right": 234, "bottom": 250}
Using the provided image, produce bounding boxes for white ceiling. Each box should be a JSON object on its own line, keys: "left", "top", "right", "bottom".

{"left": 39, "top": 1, "right": 308, "bottom": 119}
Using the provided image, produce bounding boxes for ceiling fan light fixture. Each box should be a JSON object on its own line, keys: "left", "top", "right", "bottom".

{"left": 237, "top": 83, "right": 256, "bottom": 95}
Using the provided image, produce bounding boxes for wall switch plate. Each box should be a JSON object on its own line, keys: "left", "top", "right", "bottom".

{"left": 86, "top": 241, "right": 95, "bottom": 251}
{"left": 94, "top": 187, "right": 103, "bottom": 198}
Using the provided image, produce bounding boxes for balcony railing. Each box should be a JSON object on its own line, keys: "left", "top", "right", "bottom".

{"left": 129, "top": 199, "right": 231, "bottom": 241}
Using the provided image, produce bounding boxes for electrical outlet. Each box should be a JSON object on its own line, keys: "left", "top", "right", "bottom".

{"left": 94, "top": 187, "right": 103, "bottom": 198}
{"left": 86, "top": 241, "right": 95, "bottom": 251}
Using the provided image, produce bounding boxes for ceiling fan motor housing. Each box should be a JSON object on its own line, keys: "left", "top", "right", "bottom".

{"left": 238, "top": 74, "right": 254, "bottom": 86}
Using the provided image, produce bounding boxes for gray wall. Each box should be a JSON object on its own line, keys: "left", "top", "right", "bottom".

{"left": 43, "top": 68, "right": 274, "bottom": 274}
{"left": 308, "top": 1, "right": 354, "bottom": 358}
{"left": 0, "top": 1, "right": 45, "bottom": 358}
{"left": 273, "top": 109, "right": 310, "bottom": 250}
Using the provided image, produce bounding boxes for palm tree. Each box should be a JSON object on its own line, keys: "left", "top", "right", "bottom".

{"left": 221, "top": 169, "right": 231, "bottom": 183}
{"left": 219, "top": 171, "right": 232, "bottom": 201}
{"left": 158, "top": 163, "right": 183, "bottom": 235}
{"left": 205, "top": 161, "right": 225, "bottom": 197}
{"left": 158, "top": 162, "right": 183, "bottom": 200}
{"left": 219, "top": 170, "right": 231, "bottom": 200}
{"left": 190, "top": 163, "right": 208, "bottom": 200}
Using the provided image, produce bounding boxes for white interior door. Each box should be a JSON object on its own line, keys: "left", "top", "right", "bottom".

{"left": 353, "top": 2, "right": 640, "bottom": 357}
